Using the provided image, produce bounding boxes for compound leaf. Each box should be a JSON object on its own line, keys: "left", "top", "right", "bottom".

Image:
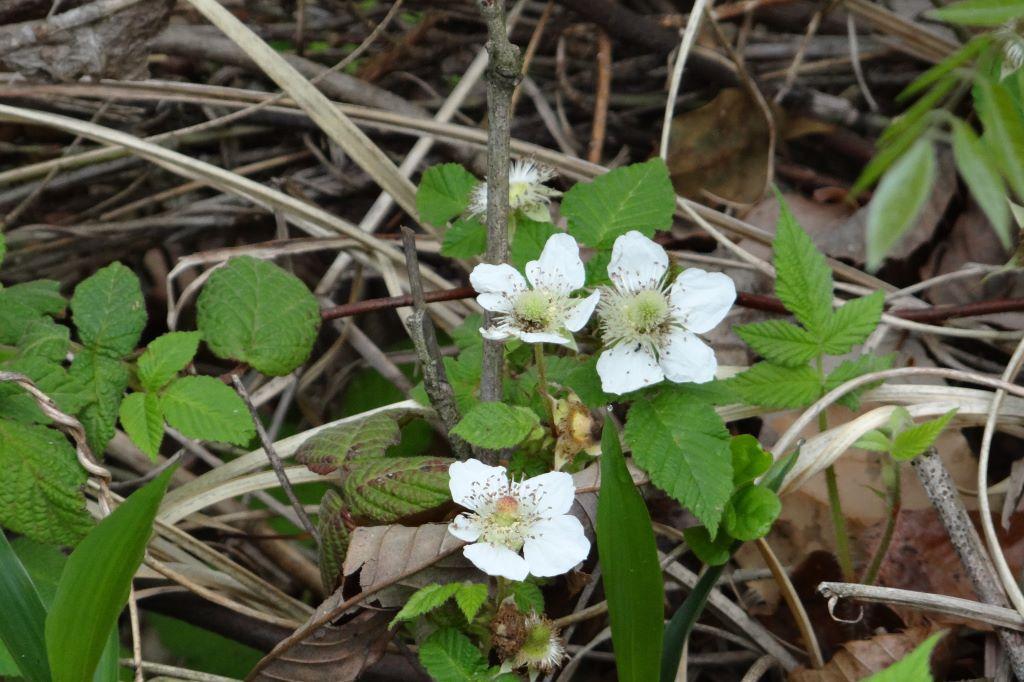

{"left": 773, "top": 196, "right": 834, "bottom": 336}
{"left": 137, "top": 331, "right": 201, "bottom": 392}
{"left": 417, "top": 163, "right": 478, "bottom": 226}
{"left": 70, "top": 263, "right": 145, "bottom": 357}
{"left": 341, "top": 456, "right": 453, "bottom": 523}
{"left": 451, "top": 402, "right": 539, "bottom": 449}
{"left": 160, "top": 376, "right": 254, "bottom": 446}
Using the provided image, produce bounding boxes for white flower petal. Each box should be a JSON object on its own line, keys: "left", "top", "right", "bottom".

{"left": 523, "top": 515, "right": 591, "bottom": 577}
{"left": 607, "top": 231, "right": 668, "bottom": 292}
{"left": 669, "top": 269, "right": 736, "bottom": 334}
{"left": 520, "top": 202, "right": 553, "bottom": 223}
{"left": 658, "top": 329, "right": 717, "bottom": 384}
{"left": 481, "top": 324, "right": 514, "bottom": 341}
{"left": 517, "top": 330, "right": 573, "bottom": 346}
{"left": 596, "top": 342, "right": 664, "bottom": 395}
{"left": 525, "top": 233, "right": 585, "bottom": 294}
{"left": 517, "top": 471, "right": 576, "bottom": 517}
{"left": 470, "top": 263, "right": 527, "bottom": 304}
{"left": 448, "top": 513, "right": 483, "bottom": 542}
{"left": 564, "top": 290, "right": 600, "bottom": 332}
{"left": 464, "top": 542, "right": 530, "bottom": 581}
{"left": 476, "top": 292, "right": 514, "bottom": 314}
{"left": 449, "top": 459, "right": 509, "bottom": 511}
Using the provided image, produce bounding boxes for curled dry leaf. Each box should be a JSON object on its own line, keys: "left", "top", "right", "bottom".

{"left": 252, "top": 609, "right": 391, "bottom": 682}
{"left": 294, "top": 413, "right": 401, "bottom": 475}
{"left": 789, "top": 625, "right": 946, "bottom": 682}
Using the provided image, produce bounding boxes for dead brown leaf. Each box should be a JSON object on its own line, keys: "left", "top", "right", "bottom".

{"left": 253, "top": 610, "right": 392, "bottom": 682}
{"left": 789, "top": 626, "right": 946, "bottom": 681}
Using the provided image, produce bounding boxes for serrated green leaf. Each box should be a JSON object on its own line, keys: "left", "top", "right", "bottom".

{"left": 597, "top": 417, "right": 664, "bottom": 682}
{"left": 722, "top": 485, "right": 780, "bottom": 541}
{"left": 624, "top": 393, "right": 732, "bottom": 533}
{"left": 46, "top": 467, "right": 173, "bottom": 682}
{"left": 341, "top": 456, "right": 453, "bottom": 523}
{"left": 950, "top": 118, "right": 1012, "bottom": 248}
{"left": 928, "top": 0, "right": 1024, "bottom": 26}
{"left": 451, "top": 402, "right": 539, "bottom": 449}
{"left": 976, "top": 79, "right": 1024, "bottom": 200}
{"left": 734, "top": 319, "right": 821, "bottom": 367}
{"left": 417, "top": 163, "right": 478, "bottom": 226}
{"left": 118, "top": 392, "right": 163, "bottom": 459}
{"left": 890, "top": 409, "right": 957, "bottom": 461}
{"left": 0, "top": 358, "right": 87, "bottom": 423}
{"left": 417, "top": 628, "right": 489, "bottom": 682}
{"left": 4, "top": 280, "right": 66, "bottom": 318}
{"left": 821, "top": 291, "right": 885, "bottom": 355}
{"left": 0, "top": 294, "right": 45, "bottom": 345}
{"left": 729, "top": 362, "right": 822, "bottom": 409}
{"left": 71, "top": 262, "right": 145, "bottom": 357}
{"left": 510, "top": 581, "right": 544, "bottom": 613}
{"left": 509, "top": 218, "right": 558, "bottom": 270}
{"left": 730, "top": 434, "right": 772, "bottom": 487}
{"left": 682, "top": 526, "right": 733, "bottom": 566}
{"left": 317, "top": 489, "right": 350, "bottom": 593}
{"left": 391, "top": 583, "right": 463, "bottom": 626}
{"left": 561, "top": 158, "right": 675, "bottom": 247}
{"left": 585, "top": 249, "right": 612, "bottom": 287}
{"left": 0, "top": 532, "right": 50, "bottom": 682}
{"left": 451, "top": 314, "right": 484, "bottom": 351}
{"left": 454, "top": 583, "right": 489, "bottom": 622}
{"left": 160, "top": 376, "right": 254, "bottom": 446}
{"left": 17, "top": 318, "right": 70, "bottom": 362}
{"left": 441, "top": 218, "right": 487, "bottom": 258}
{"left": 0, "top": 418, "right": 92, "bottom": 546}
{"left": 295, "top": 413, "right": 401, "bottom": 475}
{"left": 825, "top": 353, "right": 896, "bottom": 410}
{"left": 866, "top": 139, "right": 937, "bottom": 272}
{"left": 863, "top": 631, "right": 945, "bottom": 681}
{"left": 196, "top": 256, "right": 321, "bottom": 376}
{"left": 773, "top": 196, "right": 834, "bottom": 335}
{"left": 69, "top": 349, "right": 129, "bottom": 456}
{"left": 855, "top": 430, "right": 893, "bottom": 453}
{"left": 137, "top": 331, "right": 201, "bottom": 392}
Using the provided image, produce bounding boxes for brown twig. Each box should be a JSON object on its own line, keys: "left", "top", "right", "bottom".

{"left": 400, "top": 227, "right": 472, "bottom": 459}
{"left": 588, "top": 29, "right": 611, "bottom": 164}
{"left": 911, "top": 448, "right": 1024, "bottom": 677}
{"left": 230, "top": 375, "right": 320, "bottom": 546}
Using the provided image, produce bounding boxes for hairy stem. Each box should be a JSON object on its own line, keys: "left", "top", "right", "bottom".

{"left": 477, "top": 0, "right": 521, "bottom": 419}
{"left": 816, "top": 356, "right": 854, "bottom": 582}
{"left": 861, "top": 460, "right": 901, "bottom": 586}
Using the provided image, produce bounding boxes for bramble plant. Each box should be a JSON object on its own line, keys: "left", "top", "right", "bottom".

{"left": 0, "top": 155, "right": 955, "bottom": 681}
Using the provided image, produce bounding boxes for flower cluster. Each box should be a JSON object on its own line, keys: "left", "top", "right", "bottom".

{"left": 468, "top": 159, "right": 561, "bottom": 223}
{"left": 470, "top": 230, "right": 736, "bottom": 395}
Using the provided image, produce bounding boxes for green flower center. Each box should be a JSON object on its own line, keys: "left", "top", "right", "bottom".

{"left": 513, "top": 290, "right": 554, "bottom": 332}
{"left": 623, "top": 290, "right": 670, "bottom": 335}
{"left": 520, "top": 623, "right": 554, "bottom": 661}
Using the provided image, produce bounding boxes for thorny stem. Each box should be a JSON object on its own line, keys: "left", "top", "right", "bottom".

{"left": 816, "top": 355, "right": 854, "bottom": 582}
{"left": 860, "top": 460, "right": 901, "bottom": 586}
{"left": 477, "top": 0, "right": 522, "bottom": 426}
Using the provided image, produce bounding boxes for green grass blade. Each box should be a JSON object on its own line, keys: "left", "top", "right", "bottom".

{"left": 45, "top": 468, "right": 174, "bottom": 682}
{"left": 0, "top": 533, "right": 51, "bottom": 682}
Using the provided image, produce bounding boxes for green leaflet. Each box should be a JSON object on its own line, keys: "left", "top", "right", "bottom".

{"left": 509, "top": 218, "right": 558, "bottom": 269}
{"left": 4, "top": 280, "right": 66, "bottom": 318}
{"left": 734, "top": 319, "right": 820, "bottom": 368}
{"left": 863, "top": 631, "right": 945, "bottom": 681}
{"left": 69, "top": 349, "right": 129, "bottom": 456}
{"left": 560, "top": 158, "right": 675, "bottom": 247}
{"left": 137, "top": 331, "right": 201, "bottom": 392}
{"left": 441, "top": 218, "right": 487, "bottom": 258}
{"left": 928, "top": 0, "right": 1024, "bottom": 26}
{"left": 417, "top": 163, "right": 478, "bottom": 226}
{"left": 722, "top": 485, "right": 781, "bottom": 541}
{"left": 317, "top": 489, "right": 350, "bottom": 593}
{"left": 196, "top": 256, "right": 321, "bottom": 376}
{"left": 17, "top": 318, "right": 70, "bottom": 363}
{"left": 118, "top": 392, "right": 164, "bottom": 458}
{"left": 730, "top": 434, "right": 773, "bottom": 487}
{"left": 0, "top": 533, "right": 50, "bottom": 681}
{"left": 417, "top": 628, "right": 490, "bottom": 682}
{"left": 950, "top": 117, "right": 1011, "bottom": 248}
{"left": 390, "top": 583, "right": 487, "bottom": 627}
{"left": 597, "top": 418, "right": 664, "bottom": 682}
{"left": 728, "top": 362, "right": 822, "bottom": 410}
{"left": 824, "top": 353, "right": 896, "bottom": 410}
{"left": 976, "top": 79, "right": 1024, "bottom": 200}
{"left": 510, "top": 581, "right": 544, "bottom": 613}
{"left": 46, "top": 468, "right": 174, "bottom": 682}
{"left": 890, "top": 410, "right": 957, "bottom": 461}
{"left": 820, "top": 291, "right": 885, "bottom": 356}
{"left": 160, "top": 375, "right": 254, "bottom": 446}
{"left": 624, "top": 391, "right": 732, "bottom": 533}
{"left": 866, "top": 139, "right": 936, "bottom": 272}
{"left": 451, "top": 402, "right": 539, "bottom": 449}
{"left": 772, "top": 195, "right": 833, "bottom": 336}
{"left": 453, "top": 583, "right": 488, "bottom": 622}
{"left": 341, "top": 456, "right": 453, "bottom": 523}
{"left": 70, "top": 263, "right": 145, "bottom": 358}
{"left": 295, "top": 413, "right": 402, "bottom": 475}
{"left": 681, "top": 526, "right": 733, "bottom": 566}
{"left": 0, "top": 418, "right": 92, "bottom": 546}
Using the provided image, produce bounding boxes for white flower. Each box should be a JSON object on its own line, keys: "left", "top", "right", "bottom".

{"left": 447, "top": 459, "right": 590, "bottom": 581}
{"left": 595, "top": 231, "right": 736, "bottom": 395}
{"left": 468, "top": 159, "right": 561, "bottom": 222}
{"left": 469, "top": 233, "right": 600, "bottom": 347}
